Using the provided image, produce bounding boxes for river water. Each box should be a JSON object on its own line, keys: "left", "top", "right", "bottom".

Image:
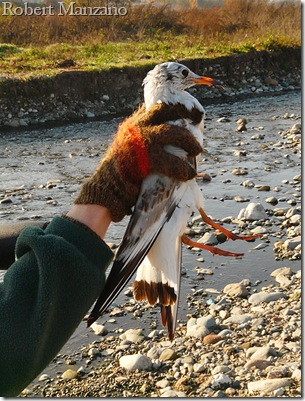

{"left": 0, "top": 91, "right": 301, "bottom": 360}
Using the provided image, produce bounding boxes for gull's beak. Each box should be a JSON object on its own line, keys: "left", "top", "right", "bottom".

{"left": 192, "top": 76, "right": 223, "bottom": 87}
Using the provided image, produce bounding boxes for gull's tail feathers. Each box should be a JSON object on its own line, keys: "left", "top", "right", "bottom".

{"left": 87, "top": 175, "right": 187, "bottom": 327}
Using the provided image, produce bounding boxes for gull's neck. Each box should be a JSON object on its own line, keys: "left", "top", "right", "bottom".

{"left": 144, "top": 84, "right": 204, "bottom": 113}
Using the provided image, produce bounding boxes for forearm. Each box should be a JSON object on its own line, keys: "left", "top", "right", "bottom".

{"left": 0, "top": 214, "right": 113, "bottom": 396}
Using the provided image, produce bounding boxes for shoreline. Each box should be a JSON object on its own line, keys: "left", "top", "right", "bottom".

{"left": 0, "top": 47, "right": 301, "bottom": 131}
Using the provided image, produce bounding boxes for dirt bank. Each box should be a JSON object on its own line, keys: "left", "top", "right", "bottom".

{"left": 0, "top": 46, "right": 301, "bottom": 130}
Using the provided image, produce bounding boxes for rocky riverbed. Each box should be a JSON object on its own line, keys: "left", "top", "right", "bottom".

{"left": 0, "top": 91, "right": 301, "bottom": 397}
{"left": 22, "top": 267, "right": 301, "bottom": 397}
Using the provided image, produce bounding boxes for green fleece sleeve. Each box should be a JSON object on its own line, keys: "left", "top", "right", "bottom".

{"left": 0, "top": 215, "right": 114, "bottom": 396}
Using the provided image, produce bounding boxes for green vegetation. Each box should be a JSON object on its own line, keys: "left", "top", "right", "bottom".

{"left": 0, "top": 0, "right": 301, "bottom": 78}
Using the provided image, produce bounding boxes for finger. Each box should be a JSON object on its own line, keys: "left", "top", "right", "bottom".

{"left": 150, "top": 124, "right": 203, "bottom": 156}
{"left": 150, "top": 149, "right": 197, "bottom": 181}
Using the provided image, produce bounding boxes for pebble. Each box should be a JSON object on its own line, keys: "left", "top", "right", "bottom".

{"left": 159, "top": 348, "right": 178, "bottom": 361}
{"left": 266, "top": 196, "right": 278, "bottom": 205}
{"left": 232, "top": 168, "right": 248, "bottom": 176}
{"left": 211, "top": 374, "right": 232, "bottom": 390}
{"left": 62, "top": 369, "right": 78, "bottom": 380}
{"left": 90, "top": 322, "right": 108, "bottom": 336}
{"left": 156, "top": 379, "right": 170, "bottom": 388}
{"left": 203, "top": 334, "right": 222, "bottom": 345}
{"left": 38, "top": 374, "right": 50, "bottom": 381}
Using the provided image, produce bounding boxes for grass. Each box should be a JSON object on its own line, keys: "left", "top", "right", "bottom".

{"left": 0, "top": 0, "right": 301, "bottom": 78}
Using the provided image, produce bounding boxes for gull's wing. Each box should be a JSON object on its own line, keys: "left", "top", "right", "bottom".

{"left": 87, "top": 174, "right": 187, "bottom": 327}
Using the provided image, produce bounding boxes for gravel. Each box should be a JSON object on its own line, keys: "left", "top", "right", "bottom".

{"left": 21, "top": 268, "right": 301, "bottom": 397}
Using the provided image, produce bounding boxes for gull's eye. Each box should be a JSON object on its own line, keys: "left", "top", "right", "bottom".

{"left": 182, "top": 69, "right": 189, "bottom": 78}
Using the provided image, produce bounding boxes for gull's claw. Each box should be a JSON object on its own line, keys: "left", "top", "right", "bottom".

{"left": 181, "top": 234, "right": 244, "bottom": 257}
{"left": 198, "top": 208, "right": 261, "bottom": 242}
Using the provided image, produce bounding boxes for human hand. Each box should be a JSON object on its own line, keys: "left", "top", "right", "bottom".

{"left": 74, "top": 103, "right": 203, "bottom": 222}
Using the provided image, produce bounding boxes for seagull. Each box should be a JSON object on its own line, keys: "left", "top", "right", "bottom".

{"left": 87, "top": 62, "right": 259, "bottom": 339}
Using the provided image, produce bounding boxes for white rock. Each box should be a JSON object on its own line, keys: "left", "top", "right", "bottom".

{"left": 91, "top": 322, "right": 107, "bottom": 336}
{"left": 246, "top": 346, "right": 278, "bottom": 360}
{"left": 119, "top": 354, "right": 152, "bottom": 371}
{"left": 198, "top": 232, "right": 218, "bottom": 245}
{"left": 211, "top": 373, "right": 232, "bottom": 389}
{"left": 291, "top": 368, "right": 301, "bottom": 381}
{"left": 274, "top": 274, "right": 294, "bottom": 287}
{"left": 270, "top": 267, "right": 292, "bottom": 278}
{"left": 242, "top": 179, "right": 255, "bottom": 188}
{"left": 186, "top": 315, "right": 218, "bottom": 338}
{"left": 196, "top": 267, "right": 214, "bottom": 275}
{"left": 39, "top": 374, "right": 50, "bottom": 381}
{"left": 248, "top": 378, "right": 290, "bottom": 394}
{"left": 284, "top": 236, "right": 301, "bottom": 250}
{"left": 218, "top": 329, "right": 233, "bottom": 338}
{"left": 212, "top": 366, "right": 231, "bottom": 375}
{"left": 193, "top": 363, "right": 206, "bottom": 373}
{"left": 160, "top": 389, "right": 186, "bottom": 397}
{"left": 119, "top": 328, "right": 144, "bottom": 343}
{"left": 156, "top": 379, "right": 170, "bottom": 388}
{"left": 88, "top": 347, "right": 99, "bottom": 357}
{"left": 237, "top": 202, "right": 268, "bottom": 220}
{"left": 248, "top": 291, "right": 287, "bottom": 305}
{"left": 223, "top": 314, "right": 251, "bottom": 325}
{"left": 273, "top": 388, "right": 285, "bottom": 396}
{"left": 251, "top": 226, "right": 268, "bottom": 235}
{"left": 147, "top": 346, "right": 161, "bottom": 359}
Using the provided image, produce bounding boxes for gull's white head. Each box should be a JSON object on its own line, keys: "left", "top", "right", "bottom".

{"left": 143, "top": 62, "right": 219, "bottom": 110}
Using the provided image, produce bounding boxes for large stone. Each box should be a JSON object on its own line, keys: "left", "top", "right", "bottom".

{"left": 119, "top": 354, "right": 152, "bottom": 371}
{"left": 244, "top": 359, "right": 273, "bottom": 370}
{"left": 62, "top": 369, "right": 78, "bottom": 380}
{"left": 203, "top": 334, "right": 223, "bottom": 345}
{"left": 248, "top": 292, "right": 287, "bottom": 305}
{"left": 246, "top": 346, "right": 278, "bottom": 360}
{"left": 198, "top": 232, "right": 218, "bottom": 246}
{"left": 186, "top": 315, "right": 218, "bottom": 338}
{"left": 211, "top": 373, "right": 232, "bottom": 390}
{"left": 223, "top": 314, "right": 251, "bottom": 325}
{"left": 91, "top": 322, "right": 108, "bottom": 336}
{"left": 248, "top": 378, "right": 291, "bottom": 394}
{"left": 119, "top": 328, "right": 144, "bottom": 344}
{"left": 223, "top": 282, "right": 249, "bottom": 298}
{"left": 284, "top": 236, "right": 301, "bottom": 250}
{"left": 270, "top": 267, "right": 292, "bottom": 278}
{"left": 159, "top": 348, "right": 178, "bottom": 361}
{"left": 237, "top": 202, "right": 268, "bottom": 220}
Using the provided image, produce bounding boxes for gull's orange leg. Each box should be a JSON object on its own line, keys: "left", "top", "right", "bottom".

{"left": 181, "top": 234, "right": 244, "bottom": 257}
{"left": 198, "top": 208, "right": 261, "bottom": 242}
